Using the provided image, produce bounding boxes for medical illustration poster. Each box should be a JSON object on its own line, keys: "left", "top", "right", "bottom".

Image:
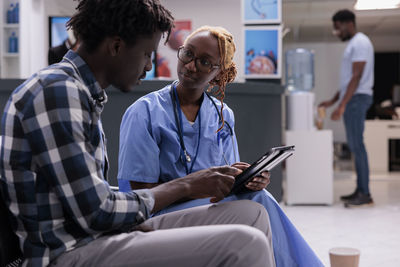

{"left": 244, "top": 26, "right": 282, "bottom": 79}
{"left": 156, "top": 20, "right": 192, "bottom": 79}
{"left": 242, "top": 0, "right": 281, "bottom": 24}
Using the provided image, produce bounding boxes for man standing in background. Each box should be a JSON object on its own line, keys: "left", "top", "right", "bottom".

{"left": 319, "top": 9, "right": 374, "bottom": 207}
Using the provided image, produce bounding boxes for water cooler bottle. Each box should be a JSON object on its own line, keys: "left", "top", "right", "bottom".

{"left": 285, "top": 48, "right": 315, "bottom": 130}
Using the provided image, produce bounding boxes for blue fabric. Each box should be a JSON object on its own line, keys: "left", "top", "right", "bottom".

{"left": 118, "top": 83, "right": 323, "bottom": 267}
{"left": 343, "top": 94, "right": 373, "bottom": 195}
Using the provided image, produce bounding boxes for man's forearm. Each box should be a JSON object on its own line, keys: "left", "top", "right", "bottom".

{"left": 150, "top": 178, "right": 191, "bottom": 213}
{"left": 148, "top": 166, "right": 240, "bottom": 214}
{"left": 330, "top": 91, "right": 340, "bottom": 105}
{"left": 130, "top": 181, "right": 160, "bottom": 190}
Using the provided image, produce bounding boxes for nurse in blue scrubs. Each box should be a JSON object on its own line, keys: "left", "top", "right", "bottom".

{"left": 118, "top": 26, "right": 323, "bottom": 267}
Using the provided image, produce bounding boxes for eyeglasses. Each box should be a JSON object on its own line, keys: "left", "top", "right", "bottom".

{"left": 177, "top": 46, "right": 220, "bottom": 73}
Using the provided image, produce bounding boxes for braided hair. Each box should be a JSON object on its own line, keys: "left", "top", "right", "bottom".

{"left": 67, "top": 0, "right": 174, "bottom": 53}
{"left": 184, "top": 26, "right": 237, "bottom": 132}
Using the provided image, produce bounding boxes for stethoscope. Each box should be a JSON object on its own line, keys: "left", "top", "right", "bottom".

{"left": 170, "top": 81, "right": 237, "bottom": 174}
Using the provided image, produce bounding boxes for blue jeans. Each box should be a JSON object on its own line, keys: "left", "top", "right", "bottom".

{"left": 343, "top": 94, "right": 373, "bottom": 195}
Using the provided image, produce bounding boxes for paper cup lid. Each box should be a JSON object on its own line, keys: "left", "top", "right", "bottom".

{"left": 329, "top": 247, "right": 360, "bottom": 256}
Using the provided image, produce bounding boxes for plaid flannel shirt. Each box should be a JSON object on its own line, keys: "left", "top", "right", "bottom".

{"left": 0, "top": 51, "right": 154, "bottom": 267}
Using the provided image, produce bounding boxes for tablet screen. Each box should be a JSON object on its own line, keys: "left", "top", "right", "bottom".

{"left": 229, "top": 145, "right": 295, "bottom": 195}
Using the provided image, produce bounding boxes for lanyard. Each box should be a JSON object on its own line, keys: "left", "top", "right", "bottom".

{"left": 172, "top": 83, "right": 201, "bottom": 175}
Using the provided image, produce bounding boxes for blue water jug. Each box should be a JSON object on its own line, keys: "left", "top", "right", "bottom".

{"left": 285, "top": 48, "right": 314, "bottom": 92}
{"left": 7, "top": 4, "right": 14, "bottom": 23}
{"left": 14, "top": 3, "right": 19, "bottom": 23}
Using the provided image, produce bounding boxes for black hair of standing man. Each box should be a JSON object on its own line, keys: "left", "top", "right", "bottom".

{"left": 332, "top": 9, "right": 356, "bottom": 25}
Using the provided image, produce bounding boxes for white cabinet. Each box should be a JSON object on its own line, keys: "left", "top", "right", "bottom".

{"left": 1, "top": 0, "right": 48, "bottom": 79}
{"left": 285, "top": 130, "right": 333, "bottom": 205}
{"left": 364, "top": 120, "right": 400, "bottom": 173}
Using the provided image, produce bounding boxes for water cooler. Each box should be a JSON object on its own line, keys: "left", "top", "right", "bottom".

{"left": 285, "top": 48, "right": 333, "bottom": 205}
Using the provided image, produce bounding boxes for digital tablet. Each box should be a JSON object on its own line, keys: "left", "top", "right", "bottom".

{"left": 230, "top": 145, "right": 295, "bottom": 195}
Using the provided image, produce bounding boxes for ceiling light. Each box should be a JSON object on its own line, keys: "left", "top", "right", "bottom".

{"left": 355, "top": 0, "right": 400, "bottom": 10}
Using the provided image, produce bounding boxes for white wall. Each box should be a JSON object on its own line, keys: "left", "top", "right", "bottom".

{"left": 44, "top": 0, "right": 76, "bottom": 15}
{"left": 284, "top": 41, "right": 347, "bottom": 143}
{"left": 370, "top": 35, "right": 400, "bottom": 52}
{"left": 20, "top": 0, "right": 47, "bottom": 77}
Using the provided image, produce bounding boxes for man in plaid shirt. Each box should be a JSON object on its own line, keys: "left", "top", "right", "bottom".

{"left": 0, "top": 0, "right": 275, "bottom": 266}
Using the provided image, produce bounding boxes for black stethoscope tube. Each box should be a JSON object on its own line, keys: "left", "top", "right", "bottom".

{"left": 170, "top": 81, "right": 236, "bottom": 172}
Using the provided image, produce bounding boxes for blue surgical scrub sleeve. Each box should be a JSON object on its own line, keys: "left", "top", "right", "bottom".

{"left": 118, "top": 101, "right": 160, "bottom": 192}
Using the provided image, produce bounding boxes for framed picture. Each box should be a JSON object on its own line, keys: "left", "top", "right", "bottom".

{"left": 156, "top": 20, "right": 192, "bottom": 79}
{"left": 242, "top": 0, "right": 282, "bottom": 24}
{"left": 244, "top": 26, "right": 282, "bottom": 79}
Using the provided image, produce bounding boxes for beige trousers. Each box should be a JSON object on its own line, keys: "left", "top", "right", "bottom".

{"left": 51, "top": 200, "right": 275, "bottom": 267}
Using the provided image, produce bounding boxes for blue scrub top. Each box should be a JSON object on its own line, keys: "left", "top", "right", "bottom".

{"left": 118, "top": 83, "right": 240, "bottom": 192}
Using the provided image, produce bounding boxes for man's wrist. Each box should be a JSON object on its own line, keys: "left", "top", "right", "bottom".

{"left": 172, "top": 177, "right": 192, "bottom": 198}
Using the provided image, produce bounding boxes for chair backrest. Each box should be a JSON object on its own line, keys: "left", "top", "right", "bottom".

{"left": 0, "top": 188, "right": 23, "bottom": 266}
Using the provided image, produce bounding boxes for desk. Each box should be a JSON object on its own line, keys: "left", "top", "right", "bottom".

{"left": 364, "top": 120, "right": 400, "bottom": 173}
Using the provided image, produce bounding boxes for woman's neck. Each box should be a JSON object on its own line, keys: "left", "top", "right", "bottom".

{"left": 176, "top": 82, "right": 204, "bottom": 122}
{"left": 176, "top": 83, "right": 204, "bottom": 106}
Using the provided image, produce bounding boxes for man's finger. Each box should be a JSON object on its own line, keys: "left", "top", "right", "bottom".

{"left": 213, "top": 165, "right": 242, "bottom": 176}
{"left": 232, "top": 162, "right": 250, "bottom": 168}
{"left": 260, "top": 171, "right": 270, "bottom": 178}
{"left": 210, "top": 188, "right": 226, "bottom": 203}
{"left": 231, "top": 163, "right": 248, "bottom": 171}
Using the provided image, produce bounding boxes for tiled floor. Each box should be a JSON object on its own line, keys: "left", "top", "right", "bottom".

{"left": 281, "top": 171, "right": 400, "bottom": 267}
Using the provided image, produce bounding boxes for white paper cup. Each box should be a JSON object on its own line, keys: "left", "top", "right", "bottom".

{"left": 329, "top": 247, "right": 360, "bottom": 267}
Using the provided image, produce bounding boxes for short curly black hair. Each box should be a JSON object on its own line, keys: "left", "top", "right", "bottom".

{"left": 67, "top": 0, "right": 174, "bottom": 52}
{"left": 332, "top": 9, "right": 356, "bottom": 24}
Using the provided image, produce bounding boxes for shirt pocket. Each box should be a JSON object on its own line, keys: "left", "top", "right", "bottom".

{"left": 202, "top": 127, "right": 226, "bottom": 166}
{"left": 158, "top": 130, "right": 185, "bottom": 179}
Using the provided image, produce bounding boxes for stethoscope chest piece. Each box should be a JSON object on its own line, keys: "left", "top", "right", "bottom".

{"left": 184, "top": 151, "right": 191, "bottom": 162}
